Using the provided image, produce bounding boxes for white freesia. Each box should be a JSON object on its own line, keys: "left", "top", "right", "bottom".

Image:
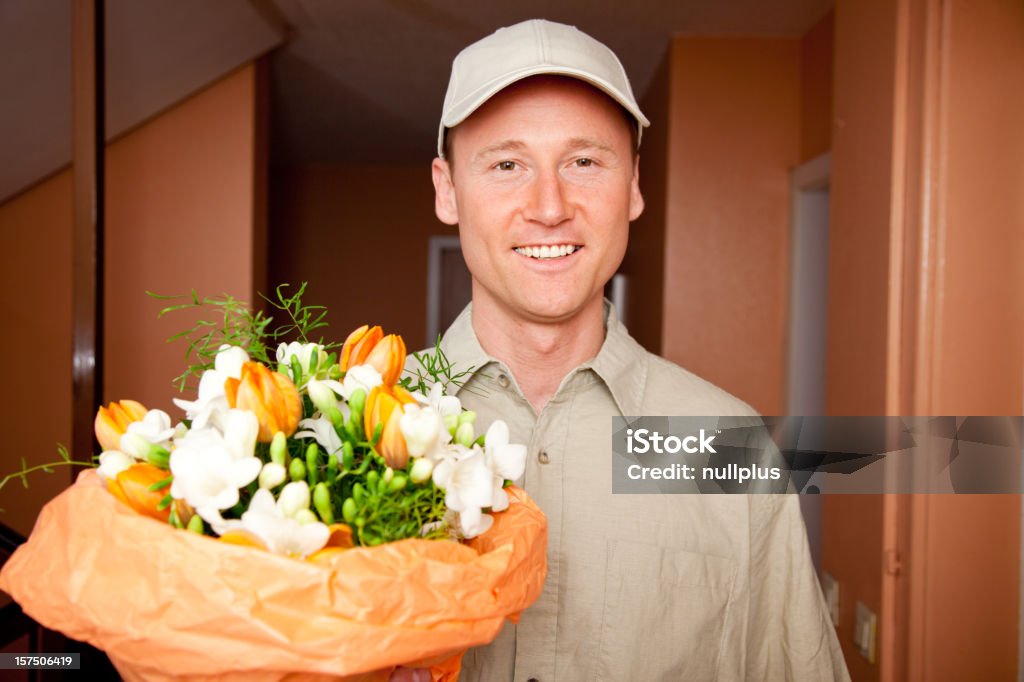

{"left": 444, "top": 507, "right": 493, "bottom": 539}
{"left": 295, "top": 416, "right": 343, "bottom": 455}
{"left": 258, "top": 462, "right": 287, "bottom": 489}
{"left": 97, "top": 450, "right": 133, "bottom": 480}
{"left": 399, "top": 403, "right": 448, "bottom": 458}
{"left": 169, "top": 409, "right": 261, "bottom": 525}
{"left": 305, "top": 378, "right": 348, "bottom": 416}
{"left": 409, "top": 457, "right": 434, "bottom": 484}
{"left": 215, "top": 344, "right": 250, "bottom": 376}
{"left": 432, "top": 446, "right": 494, "bottom": 538}
{"left": 277, "top": 342, "right": 328, "bottom": 385}
{"left": 125, "top": 409, "right": 176, "bottom": 447}
{"left": 427, "top": 382, "right": 462, "bottom": 417}
{"left": 236, "top": 488, "right": 329, "bottom": 557}
{"left": 172, "top": 345, "right": 249, "bottom": 429}
{"left": 277, "top": 481, "right": 311, "bottom": 518}
{"left": 483, "top": 420, "right": 527, "bottom": 512}
{"left": 119, "top": 409, "right": 177, "bottom": 460}
{"left": 340, "top": 364, "right": 382, "bottom": 399}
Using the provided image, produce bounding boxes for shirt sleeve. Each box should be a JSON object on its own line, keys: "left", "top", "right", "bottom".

{"left": 745, "top": 493, "right": 851, "bottom": 681}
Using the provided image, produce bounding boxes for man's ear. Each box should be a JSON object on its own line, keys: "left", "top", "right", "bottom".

{"left": 432, "top": 158, "right": 459, "bottom": 225}
{"left": 628, "top": 154, "right": 644, "bottom": 221}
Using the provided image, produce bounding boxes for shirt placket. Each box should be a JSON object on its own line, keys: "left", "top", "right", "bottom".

{"left": 515, "top": 382, "right": 572, "bottom": 682}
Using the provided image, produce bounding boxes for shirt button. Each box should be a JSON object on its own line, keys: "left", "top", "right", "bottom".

{"left": 497, "top": 373, "right": 510, "bottom": 388}
{"left": 537, "top": 451, "right": 550, "bottom": 464}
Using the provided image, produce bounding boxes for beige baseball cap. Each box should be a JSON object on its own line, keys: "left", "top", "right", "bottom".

{"left": 438, "top": 19, "right": 650, "bottom": 158}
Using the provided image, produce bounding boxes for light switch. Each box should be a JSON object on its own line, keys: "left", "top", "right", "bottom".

{"left": 854, "top": 600, "right": 877, "bottom": 663}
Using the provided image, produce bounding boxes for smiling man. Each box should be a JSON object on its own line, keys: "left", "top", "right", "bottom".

{"left": 416, "top": 19, "right": 849, "bottom": 682}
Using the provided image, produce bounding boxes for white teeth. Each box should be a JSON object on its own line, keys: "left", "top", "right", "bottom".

{"left": 514, "top": 245, "right": 579, "bottom": 260}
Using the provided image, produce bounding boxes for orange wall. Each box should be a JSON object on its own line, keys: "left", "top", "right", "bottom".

{"left": 661, "top": 37, "right": 801, "bottom": 415}
{"left": 910, "top": 0, "right": 1024, "bottom": 678}
{"left": 801, "top": 10, "right": 835, "bottom": 162}
{"left": 822, "top": 0, "right": 900, "bottom": 677}
{"left": 823, "top": 0, "right": 1024, "bottom": 679}
{"left": 0, "top": 170, "right": 74, "bottom": 536}
{"left": 0, "top": 63, "right": 263, "bottom": 536}
{"left": 269, "top": 163, "right": 449, "bottom": 349}
{"left": 105, "top": 63, "right": 262, "bottom": 413}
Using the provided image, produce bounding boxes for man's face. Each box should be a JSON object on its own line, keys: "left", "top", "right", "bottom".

{"left": 432, "top": 76, "right": 644, "bottom": 326}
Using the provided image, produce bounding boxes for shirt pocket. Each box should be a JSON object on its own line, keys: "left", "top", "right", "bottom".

{"left": 597, "top": 539, "right": 737, "bottom": 681}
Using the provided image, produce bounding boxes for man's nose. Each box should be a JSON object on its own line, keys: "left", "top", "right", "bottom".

{"left": 523, "top": 169, "right": 572, "bottom": 226}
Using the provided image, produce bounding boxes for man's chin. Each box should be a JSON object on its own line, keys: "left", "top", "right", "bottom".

{"left": 505, "top": 294, "right": 604, "bottom": 327}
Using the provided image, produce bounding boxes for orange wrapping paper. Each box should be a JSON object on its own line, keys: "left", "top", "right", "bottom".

{"left": 0, "top": 470, "right": 547, "bottom": 681}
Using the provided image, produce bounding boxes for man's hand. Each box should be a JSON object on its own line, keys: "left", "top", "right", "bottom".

{"left": 389, "top": 667, "right": 431, "bottom": 682}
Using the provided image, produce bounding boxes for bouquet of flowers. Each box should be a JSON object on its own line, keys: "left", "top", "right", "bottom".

{"left": 0, "top": 286, "right": 547, "bottom": 681}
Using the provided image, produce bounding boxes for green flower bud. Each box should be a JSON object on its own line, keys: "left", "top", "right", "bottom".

{"left": 353, "top": 482, "right": 366, "bottom": 503}
{"left": 289, "top": 457, "right": 306, "bottom": 482}
{"left": 455, "top": 422, "right": 475, "bottom": 447}
{"left": 366, "top": 470, "right": 380, "bottom": 494}
{"left": 270, "top": 431, "right": 287, "bottom": 466}
{"left": 382, "top": 467, "right": 394, "bottom": 485}
{"left": 444, "top": 413, "right": 459, "bottom": 435}
{"left": 458, "top": 411, "right": 477, "bottom": 426}
{"left": 146, "top": 445, "right": 170, "bottom": 469}
{"left": 326, "top": 405, "right": 345, "bottom": 429}
{"left": 342, "top": 497, "right": 357, "bottom": 523}
{"left": 388, "top": 474, "right": 408, "bottom": 494}
{"left": 348, "top": 388, "right": 366, "bottom": 415}
{"left": 306, "top": 443, "right": 319, "bottom": 486}
{"left": 342, "top": 442, "right": 354, "bottom": 470}
{"left": 313, "top": 482, "right": 334, "bottom": 524}
{"left": 294, "top": 509, "right": 318, "bottom": 525}
{"left": 187, "top": 514, "right": 204, "bottom": 534}
{"left": 327, "top": 452, "right": 339, "bottom": 483}
{"left": 307, "top": 380, "right": 339, "bottom": 415}
{"left": 290, "top": 355, "right": 304, "bottom": 385}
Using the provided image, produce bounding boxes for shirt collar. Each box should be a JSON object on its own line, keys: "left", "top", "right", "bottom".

{"left": 439, "top": 300, "right": 648, "bottom": 417}
{"left": 584, "top": 301, "right": 647, "bottom": 417}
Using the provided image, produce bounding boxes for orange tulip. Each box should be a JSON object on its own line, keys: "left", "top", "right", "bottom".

{"left": 364, "top": 334, "right": 407, "bottom": 386}
{"left": 306, "top": 526, "right": 354, "bottom": 564}
{"left": 106, "top": 463, "right": 192, "bottom": 524}
{"left": 94, "top": 400, "right": 148, "bottom": 452}
{"left": 364, "top": 385, "right": 418, "bottom": 469}
{"left": 224, "top": 362, "right": 302, "bottom": 442}
{"left": 339, "top": 325, "right": 383, "bottom": 372}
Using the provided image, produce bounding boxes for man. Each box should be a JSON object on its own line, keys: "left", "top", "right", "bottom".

{"left": 409, "top": 19, "right": 849, "bottom": 681}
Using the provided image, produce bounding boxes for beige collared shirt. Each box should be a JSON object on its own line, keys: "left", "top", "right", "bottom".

{"left": 417, "top": 303, "right": 849, "bottom": 682}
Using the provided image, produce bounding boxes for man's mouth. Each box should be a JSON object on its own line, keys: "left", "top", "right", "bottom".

{"left": 513, "top": 244, "right": 582, "bottom": 260}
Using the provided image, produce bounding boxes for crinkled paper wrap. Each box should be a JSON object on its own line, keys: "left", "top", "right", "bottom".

{"left": 0, "top": 470, "right": 547, "bottom": 681}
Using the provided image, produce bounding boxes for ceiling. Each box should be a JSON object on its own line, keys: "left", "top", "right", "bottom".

{"left": 0, "top": 0, "right": 832, "bottom": 202}
{"left": 269, "top": 0, "right": 834, "bottom": 164}
{"left": 0, "top": 0, "right": 283, "bottom": 202}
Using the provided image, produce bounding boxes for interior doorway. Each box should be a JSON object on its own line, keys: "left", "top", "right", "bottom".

{"left": 787, "top": 152, "right": 831, "bottom": 572}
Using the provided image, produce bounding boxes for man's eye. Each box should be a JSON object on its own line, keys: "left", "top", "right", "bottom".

{"left": 575, "top": 158, "right": 594, "bottom": 167}
{"left": 495, "top": 160, "right": 517, "bottom": 171}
